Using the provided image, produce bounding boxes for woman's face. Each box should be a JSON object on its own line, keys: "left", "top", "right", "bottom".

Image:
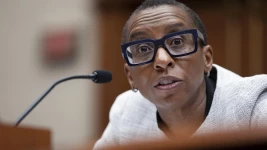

{"left": 124, "top": 5, "right": 213, "bottom": 110}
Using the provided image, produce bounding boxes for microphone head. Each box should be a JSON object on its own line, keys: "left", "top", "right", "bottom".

{"left": 92, "top": 70, "right": 112, "bottom": 83}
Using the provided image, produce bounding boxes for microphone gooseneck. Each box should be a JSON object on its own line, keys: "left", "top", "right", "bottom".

{"left": 15, "top": 70, "right": 112, "bottom": 127}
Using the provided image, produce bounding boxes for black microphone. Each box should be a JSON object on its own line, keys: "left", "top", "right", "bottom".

{"left": 14, "top": 70, "right": 112, "bottom": 127}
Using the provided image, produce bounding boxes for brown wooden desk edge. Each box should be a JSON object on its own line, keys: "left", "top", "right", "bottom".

{"left": 99, "top": 128, "right": 267, "bottom": 150}
{"left": 0, "top": 123, "right": 51, "bottom": 150}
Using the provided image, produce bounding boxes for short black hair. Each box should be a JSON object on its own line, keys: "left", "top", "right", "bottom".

{"left": 121, "top": 0, "right": 208, "bottom": 46}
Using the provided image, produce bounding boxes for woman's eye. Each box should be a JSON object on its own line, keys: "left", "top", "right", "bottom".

{"left": 171, "top": 38, "right": 183, "bottom": 46}
{"left": 137, "top": 46, "right": 151, "bottom": 53}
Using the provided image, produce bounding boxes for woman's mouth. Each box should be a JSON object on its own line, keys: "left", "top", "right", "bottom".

{"left": 154, "top": 76, "right": 182, "bottom": 90}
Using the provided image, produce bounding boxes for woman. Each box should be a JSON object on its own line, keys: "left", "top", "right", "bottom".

{"left": 94, "top": 0, "right": 267, "bottom": 149}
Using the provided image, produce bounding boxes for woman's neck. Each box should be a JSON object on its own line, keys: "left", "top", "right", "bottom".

{"left": 157, "top": 79, "right": 207, "bottom": 136}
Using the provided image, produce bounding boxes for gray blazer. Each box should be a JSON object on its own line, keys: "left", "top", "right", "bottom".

{"left": 94, "top": 65, "right": 267, "bottom": 149}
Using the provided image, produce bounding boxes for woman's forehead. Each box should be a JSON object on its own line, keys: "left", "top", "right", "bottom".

{"left": 127, "top": 5, "right": 193, "bottom": 40}
{"left": 130, "top": 5, "right": 190, "bottom": 26}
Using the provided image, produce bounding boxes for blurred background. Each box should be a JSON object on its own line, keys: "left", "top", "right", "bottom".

{"left": 0, "top": 0, "right": 266, "bottom": 149}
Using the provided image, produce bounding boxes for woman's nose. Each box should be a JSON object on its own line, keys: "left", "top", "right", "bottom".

{"left": 153, "top": 47, "right": 175, "bottom": 71}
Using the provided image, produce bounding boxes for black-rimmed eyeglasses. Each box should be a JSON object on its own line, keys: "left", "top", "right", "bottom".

{"left": 121, "top": 29, "right": 206, "bottom": 66}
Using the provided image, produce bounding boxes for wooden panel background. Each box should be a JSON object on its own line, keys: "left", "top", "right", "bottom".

{"left": 95, "top": 0, "right": 267, "bottom": 137}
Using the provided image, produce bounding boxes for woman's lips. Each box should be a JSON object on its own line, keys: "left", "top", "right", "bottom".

{"left": 154, "top": 76, "right": 182, "bottom": 90}
{"left": 155, "top": 81, "right": 180, "bottom": 90}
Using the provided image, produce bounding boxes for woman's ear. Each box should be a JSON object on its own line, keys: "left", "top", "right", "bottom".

{"left": 124, "top": 63, "right": 135, "bottom": 88}
{"left": 202, "top": 45, "right": 213, "bottom": 73}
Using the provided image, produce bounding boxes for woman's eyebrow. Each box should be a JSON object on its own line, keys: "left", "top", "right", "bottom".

{"left": 129, "top": 31, "right": 148, "bottom": 41}
{"left": 129, "top": 23, "right": 186, "bottom": 41}
{"left": 165, "top": 22, "right": 185, "bottom": 33}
